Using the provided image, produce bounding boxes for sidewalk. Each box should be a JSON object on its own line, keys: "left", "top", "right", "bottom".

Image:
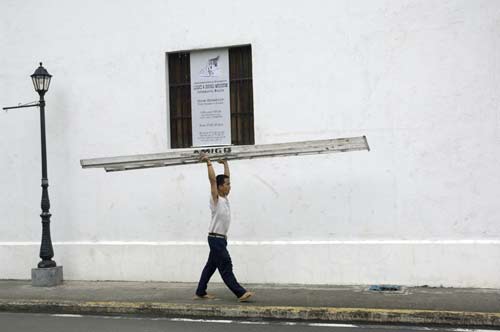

{"left": 0, "top": 280, "right": 499, "bottom": 327}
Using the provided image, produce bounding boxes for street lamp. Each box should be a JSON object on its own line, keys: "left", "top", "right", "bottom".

{"left": 31, "top": 63, "right": 57, "bottom": 269}
{"left": 3, "top": 62, "right": 62, "bottom": 286}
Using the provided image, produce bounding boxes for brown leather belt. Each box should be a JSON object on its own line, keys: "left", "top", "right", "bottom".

{"left": 208, "top": 233, "right": 227, "bottom": 239}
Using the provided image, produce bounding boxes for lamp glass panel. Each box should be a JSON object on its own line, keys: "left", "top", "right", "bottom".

{"left": 42, "top": 76, "right": 51, "bottom": 91}
{"left": 31, "top": 77, "right": 39, "bottom": 91}
{"left": 32, "top": 75, "right": 51, "bottom": 92}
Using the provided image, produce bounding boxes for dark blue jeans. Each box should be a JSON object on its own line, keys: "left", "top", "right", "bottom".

{"left": 196, "top": 236, "right": 246, "bottom": 298}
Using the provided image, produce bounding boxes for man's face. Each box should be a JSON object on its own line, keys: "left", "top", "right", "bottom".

{"left": 218, "top": 178, "right": 231, "bottom": 196}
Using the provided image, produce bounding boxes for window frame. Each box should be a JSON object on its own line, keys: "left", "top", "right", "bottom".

{"left": 166, "top": 44, "right": 254, "bottom": 149}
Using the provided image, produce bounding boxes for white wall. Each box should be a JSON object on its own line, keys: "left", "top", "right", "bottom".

{"left": 1, "top": 0, "right": 499, "bottom": 287}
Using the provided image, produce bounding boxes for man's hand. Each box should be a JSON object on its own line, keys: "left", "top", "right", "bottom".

{"left": 217, "top": 159, "right": 227, "bottom": 164}
{"left": 199, "top": 153, "right": 211, "bottom": 164}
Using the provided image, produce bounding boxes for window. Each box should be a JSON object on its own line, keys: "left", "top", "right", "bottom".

{"left": 167, "top": 45, "right": 254, "bottom": 148}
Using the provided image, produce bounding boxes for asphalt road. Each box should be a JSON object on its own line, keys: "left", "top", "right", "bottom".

{"left": 1, "top": 312, "right": 496, "bottom": 332}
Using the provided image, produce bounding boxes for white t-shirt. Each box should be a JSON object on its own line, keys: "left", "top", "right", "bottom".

{"left": 208, "top": 196, "right": 231, "bottom": 236}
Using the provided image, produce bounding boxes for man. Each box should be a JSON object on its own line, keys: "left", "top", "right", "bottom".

{"left": 195, "top": 154, "right": 254, "bottom": 302}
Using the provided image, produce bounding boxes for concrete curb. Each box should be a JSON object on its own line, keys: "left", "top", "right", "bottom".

{"left": 1, "top": 299, "right": 500, "bottom": 327}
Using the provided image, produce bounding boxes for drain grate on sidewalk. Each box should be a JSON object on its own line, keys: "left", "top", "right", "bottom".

{"left": 368, "top": 285, "right": 403, "bottom": 292}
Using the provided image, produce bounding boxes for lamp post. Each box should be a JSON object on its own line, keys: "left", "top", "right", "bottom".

{"left": 31, "top": 63, "right": 57, "bottom": 269}
{"left": 4, "top": 63, "right": 63, "bottom": 286}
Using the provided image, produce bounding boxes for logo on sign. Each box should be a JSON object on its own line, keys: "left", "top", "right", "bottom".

{"left": 199, "top": 56, "right": 220, "bottom": 77}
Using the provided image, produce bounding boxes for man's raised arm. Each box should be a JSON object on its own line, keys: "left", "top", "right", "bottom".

{"left": 218, "top": 159, "right": 230, "bottom": 178}
{"left": 200, "top": 154, "right": 218, "bottom": 203}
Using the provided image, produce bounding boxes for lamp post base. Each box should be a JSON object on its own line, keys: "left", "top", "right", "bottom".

{"left": 31, "top": 266, "right": 63, "bottom": 287}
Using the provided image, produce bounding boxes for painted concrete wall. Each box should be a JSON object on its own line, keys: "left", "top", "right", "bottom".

{"left": 1, "top": 0, "right": 499, "bottom": 287}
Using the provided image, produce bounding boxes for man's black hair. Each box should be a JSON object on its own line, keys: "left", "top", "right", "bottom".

{"left": 216, "top": 174, "right": 229, "bottom": 188}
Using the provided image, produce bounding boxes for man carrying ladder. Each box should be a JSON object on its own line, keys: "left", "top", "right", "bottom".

{"left": 80, "top": 136, "right": 369, "bottom": 300}
{"left": 194, "top": 154, "right": 254, "bottom": 302}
